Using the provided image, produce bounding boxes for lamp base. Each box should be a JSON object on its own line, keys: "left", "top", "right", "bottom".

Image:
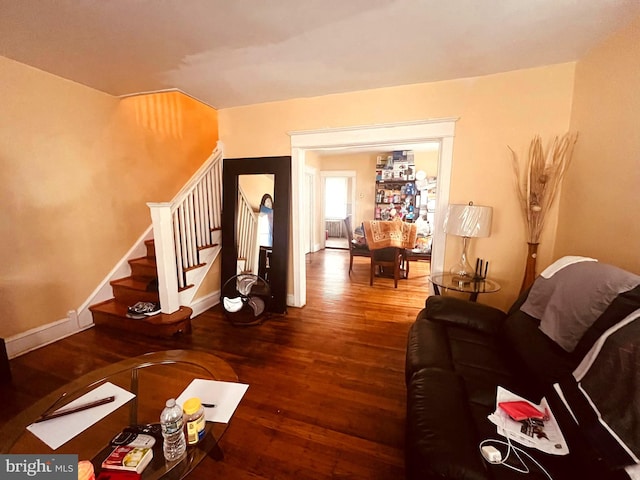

{"left": 449, "top": 262, "right": 475, "bottom": 278}
{"left": 449, "top": 236, "right": 475, "bottom": 278}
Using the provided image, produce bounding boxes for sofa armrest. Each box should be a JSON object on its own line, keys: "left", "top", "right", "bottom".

{"left": 423, "top": 296, "right": 506, "bottom": 335}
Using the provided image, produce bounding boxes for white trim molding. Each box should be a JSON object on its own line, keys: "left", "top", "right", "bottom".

{"left": 289, "top": 119, "right": 458, "bottom": 307}
{"left": 5, "top": 312, "right": 92, "bottom": 359}
{"left": 189, "top": 290, "right": 221, "bottom": 318}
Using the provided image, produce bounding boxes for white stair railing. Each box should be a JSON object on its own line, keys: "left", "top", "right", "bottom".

{"left": 148, "top": 143, "right": 223, "bottom": 314}
{"left": 237, "top": 188, "right": 258, "bottom": 274}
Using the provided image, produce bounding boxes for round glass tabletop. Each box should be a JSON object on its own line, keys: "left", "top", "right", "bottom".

{"left": 429, "top": 272, "right": 501, "bottom": 296}
{"left": 0, "top": 350, "right": 238, "bottom": 480}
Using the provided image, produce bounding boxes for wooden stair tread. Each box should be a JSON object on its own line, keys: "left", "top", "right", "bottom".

{"left": 111, "top": 277, "right": 155, "bottom": 291}
{"left": 90, "top": 300, "right": 192, "bottom": 337}
{"left": 90, "top": 300, "right": 190, "bottom": 325}
{"left": 129, "top": 256, "right": 156, "bottom": 266}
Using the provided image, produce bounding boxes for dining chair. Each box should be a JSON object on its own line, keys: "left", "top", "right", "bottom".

{"left": 344, "top": 215, "right": 370, "bottom": 274}
{"left": 369, "top": 246, "right": 404, "bottom": 288}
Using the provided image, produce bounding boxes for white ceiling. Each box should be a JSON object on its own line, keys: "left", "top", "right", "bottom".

{"left": 2, "top": 0, "right": 638, "bottom": 109}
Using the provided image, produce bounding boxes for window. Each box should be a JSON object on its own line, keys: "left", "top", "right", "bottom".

{"left": 324, "top": 176, "right": 348, "bottom": 219}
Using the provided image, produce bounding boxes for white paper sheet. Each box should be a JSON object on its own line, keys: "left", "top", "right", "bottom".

{"left": 27, "top": 382, "right": 135, "bottom": 450}
{"left": 488, "top": 386, "right": 569, "bottom": 455}
{"left": 176, "top": 379, "right": 248, "bottom": 423}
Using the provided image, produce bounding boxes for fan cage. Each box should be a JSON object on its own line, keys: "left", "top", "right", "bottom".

{"left": 221, "top": 274, "right": 272, "bottom": 326}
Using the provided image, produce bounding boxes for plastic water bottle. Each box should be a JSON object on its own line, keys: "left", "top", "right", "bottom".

{"left": 160, "top": 398, "right": 186, "bottom": 461}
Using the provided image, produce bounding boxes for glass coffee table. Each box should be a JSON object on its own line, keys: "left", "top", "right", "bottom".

{"left": 0, "top": 350, "right": 238, "bottom": 480}
{"left": 429, "top": 272, "right": 501, "bottom": 301}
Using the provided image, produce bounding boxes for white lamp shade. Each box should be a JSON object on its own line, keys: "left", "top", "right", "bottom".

{"left": 444, "top": 203, "right": 493, "bottom": 238}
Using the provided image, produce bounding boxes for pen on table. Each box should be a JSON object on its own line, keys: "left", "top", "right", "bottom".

{"left": 40, "top": 391, "right": 68, "bottom": 417}
{"left": 35, "top": 396, "right": 116, "bottom": 423}
{"left": 202, "top": 403, "right": 216, "bottom": 408}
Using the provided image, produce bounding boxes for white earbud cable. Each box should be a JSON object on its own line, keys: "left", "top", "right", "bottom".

{"left": 479, "top": 436, "right": 553, "bottom": 480}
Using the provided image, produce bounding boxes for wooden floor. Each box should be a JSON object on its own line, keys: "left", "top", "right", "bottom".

{"left": 1, "top": 249, "right": 432, "bottom": 479}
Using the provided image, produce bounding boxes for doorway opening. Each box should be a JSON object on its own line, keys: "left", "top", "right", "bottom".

{"left": 321, "top": 171, "right": 356, "bottom": 250}
{"left": 290, "top": 119, "right": 457, "bottom": 307}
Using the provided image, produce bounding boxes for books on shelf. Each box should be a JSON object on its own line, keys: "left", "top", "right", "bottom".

{"left": 101, "top": 445, "right": 153, "bottom": 474}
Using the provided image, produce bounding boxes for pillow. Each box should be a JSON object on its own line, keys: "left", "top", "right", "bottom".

{"left": 539, "top": 255, "right": 596, "bottom": 278}
{"left": 521, "top": 261, "right": 640, "bottom": 352}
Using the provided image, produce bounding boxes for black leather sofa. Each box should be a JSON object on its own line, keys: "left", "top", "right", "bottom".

{"left": 405, "top": 263, "right": 640, "bottom": 480}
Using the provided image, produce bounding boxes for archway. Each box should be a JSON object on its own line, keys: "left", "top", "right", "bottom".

{"left": 289, "top": 119, "right": 457, "bottom": 307}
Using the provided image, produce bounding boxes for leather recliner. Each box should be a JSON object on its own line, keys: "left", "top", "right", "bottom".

{"left": 405, "top": 283, "right": 640, "bottom": 480}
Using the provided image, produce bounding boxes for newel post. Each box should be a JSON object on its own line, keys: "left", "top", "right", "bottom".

{"left": 147, "top": 202, "right": 180, "bottom": 314}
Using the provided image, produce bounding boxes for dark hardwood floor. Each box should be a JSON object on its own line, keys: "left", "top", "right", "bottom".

{"left": 0, "top": 249, "right": 433, "bottom": 479}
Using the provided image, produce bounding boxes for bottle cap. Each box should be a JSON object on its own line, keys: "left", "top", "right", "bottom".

{"left": 166, "top": 398, "right": 176, "bottom": 408}
{"left": 183, "top": 397, "right": 202, "bottom": 415}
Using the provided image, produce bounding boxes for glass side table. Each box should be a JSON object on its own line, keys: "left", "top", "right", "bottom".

{"left": 429, "top": 272, "right": 501, "bottom": 302}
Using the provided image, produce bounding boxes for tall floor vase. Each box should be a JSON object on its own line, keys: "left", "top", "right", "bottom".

{"left": 520, "top": 242, "right": 539, "bottom": 293}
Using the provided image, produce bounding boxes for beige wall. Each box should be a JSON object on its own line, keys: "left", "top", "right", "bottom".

{"left": 238, "top": 174, "right": 275, "bottom": 210}
{"left": 219, "top": 64, "right": 575, "bottom": 309}
{"left": 414, "top": 150, "right": 440, "bottom": 178}
{"left": 555, "top": 15, "right": 640, "bottom": 273}
{"left": 0, "top": 57, "right": 218, "bottom": 337}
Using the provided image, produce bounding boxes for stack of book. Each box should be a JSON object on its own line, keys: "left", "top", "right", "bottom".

{"left": 98, "top": 445, "right": 153, "bottom": 479}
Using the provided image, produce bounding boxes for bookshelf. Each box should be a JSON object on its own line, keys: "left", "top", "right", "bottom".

{"left": 374, "top": 151, "right": 418, "bottom": 222}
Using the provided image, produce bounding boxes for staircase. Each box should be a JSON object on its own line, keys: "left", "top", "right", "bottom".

{"left": 86, "top": 142, "right": 259, "bottom": 337}
{"left": 236, "top": 187, "right": 259, "bottom": 274}
{"left": 87, "top": 144, "right": 225, "bottom": 336}
{"left": 90, "top": 239, "right": 192, "bottom": 337}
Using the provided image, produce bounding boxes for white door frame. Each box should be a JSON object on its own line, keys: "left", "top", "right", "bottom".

{"left": 304, "top": 166, "right": 317, "bottom": 253}
{"left": 289, "top": 118, "right": 457, "bottom": 307}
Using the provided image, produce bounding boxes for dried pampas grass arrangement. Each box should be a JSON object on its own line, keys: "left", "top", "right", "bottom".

{"left": 509, "top": 133, "right": 578, "bottom": 244}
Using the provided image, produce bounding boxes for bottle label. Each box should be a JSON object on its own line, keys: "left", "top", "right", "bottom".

{"left": 186, "top": 415, "right": 205, "bottom": 444}
{"left": 162, "top": 419, "right": 182, "bottom": 435}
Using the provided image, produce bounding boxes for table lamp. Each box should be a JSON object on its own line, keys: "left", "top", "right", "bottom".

{"left": 444, "top": 202, "right": 493, "bottom": 278}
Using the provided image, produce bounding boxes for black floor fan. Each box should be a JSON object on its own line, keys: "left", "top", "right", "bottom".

{"left": 221, "top": 274, "right": 272, "bottom": 326}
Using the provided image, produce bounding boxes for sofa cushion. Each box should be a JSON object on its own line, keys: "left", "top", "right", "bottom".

{"left": 406, "top": 368, "right": 488, "bottom": 480}
{"left": 501, "top": 310, "right": 578, "bottom": 395}
{"left": 407, "top": 310, "right": 518, "bottom": 411}
{"left": 425, "top": 296, "right": 507, "bottom": 335}
{"left": 407, "top": 310, "right": 512, "bottom": 390}
{"left": 521, "top": 261, "right": 640, "bottom": 352}
{"left": 406, "top": 314, "right": 454, "bottom": 384}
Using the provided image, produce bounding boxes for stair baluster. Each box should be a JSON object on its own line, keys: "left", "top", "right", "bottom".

{"left": 148, "top": 145, "right": 224, "bottom": 314}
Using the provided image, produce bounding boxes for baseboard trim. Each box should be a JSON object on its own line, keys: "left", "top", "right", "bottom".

{"left": 287, "top": 293, "right": 297, "bottom": 307}
{"left": 7, "top": 289, "right": 221, "bottom": 359}
{"left": 76, "top": 226, "right": 153, "bottom": 328}
{"left": 5, "top": 312, "right": 92, "bottom": 359}
{"left": 190, "top": 290, "right": 220, "bottom": 318}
